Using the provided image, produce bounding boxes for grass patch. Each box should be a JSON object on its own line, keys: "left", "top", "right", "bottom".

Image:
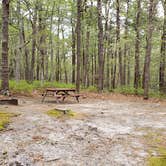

{"left": 47, "top": 109, "right": 76, "bottom": 118}
{"left": 0, "top": 112, "right": 18, "bottom": 130}
{"left": 144, "top": 131, "right": 166, "bottom": 166}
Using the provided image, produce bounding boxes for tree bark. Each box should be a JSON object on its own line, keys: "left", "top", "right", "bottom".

{"left": 30, "top": 4, "right": 37, "bottom": 82}
{"left": 116, "top": 0, "right": 123, "bottom": 86}
{"left": 159, "top": 0, "right": 166, "bottom": 93}
{"left": 143, "top": 0, "right": 156, "bottom": 99}
{"left": 76, "top": 0, "right": 82, "bottom": 92}
{"left": 56, "top": 8, "right": 61, "bottom": 82}
{"left": 1, "top": 0, "right": 10, "bottom": 90}
{"left": 50, "top": 2, "right": 55, "bottom": 81}
{"left": 71, "top": 18, "right": 76, "bottom": 84}
{"left": 62, "top": 27, "right": 68, "bottom": 83}
{"left": 134, "top": 0, "right": 141, "bottom": 93}
{"left": 21, "top": 20, "right": 30, "bottom": 81}
{"left": 38, "top": 8, "right": 46, "bottom": 83}
{"left": 97, "top": 0, "right": 104, "bottom": 92}
{"left": 123, "top": 0, "right": 130, "bottom": 86}
{"left": 15, "top": 0, "right": 22, "bottom": 82}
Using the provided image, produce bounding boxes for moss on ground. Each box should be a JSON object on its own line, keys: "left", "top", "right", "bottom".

{"left": 47, "top": 109, "right": 76, "bottom": 118}
{"left": 0, "top": 112, "right": 18, "bottom": 130}
{"left": 148, "top": 157, "right": 166, "bottom": 166}
{"left": 47, "top": 109, "right": 88, "bottom": 120}
{"left": 144, "top": 131, "right": 166, "bottom": 166}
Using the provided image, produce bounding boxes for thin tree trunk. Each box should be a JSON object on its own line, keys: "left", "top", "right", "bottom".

{"left": 50, "top": 2, "right": 55, "bottom": 81}
{"left": 116, "top": 0, "right": 123, "bottom": 86}
{"left": 21, "top": 20, "right": 29, "bottom": 81}
{"left": 83, "top": 27, "right": 90, "bottom": 87}
{"left": 39, "top": 12, "right": 46, "bottom": 84}
{"left": 143, "top": 0, "right": 156, "bottom": 99}
{"left": 159, "top": 0, "right": 166, "bottom": 93}
{"left": 15, "top": 0, "right": 22, "bottom": 82}
{"left": 112, "top": 38, "right": 118, "bottom": 89}
{"left": 97, "top": 0, "right": 104, "bottom": 92}
{"left": 62, "top": 27, "right": 68, "bottom": 83}
{"left": 76, "top": 0, "right": 82, "bottom": 92}
{"left": 127, "top": 49, "right": 131, "bottom": 85}
{"left": 30, "top": 4, "right": 37, "bottom": 82}
{"left": 1, "top": 0, "right": 9, "bottom": 90}
{"left": 123, "top": 0, "right": 130, "bottom": 86}
{"left": 134, "top": 0, "right": 141, "bottom": 93}
{"left": 56, "top": 8, "right": 61, "bottom": 82}
{"left": 104, "top": 0, "right": 111, "bottom": 90}
{"left": 71, "top": 18, "right": 76, "bottom": 84}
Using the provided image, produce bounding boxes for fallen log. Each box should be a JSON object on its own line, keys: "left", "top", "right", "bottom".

{"left": 0, "top": 99, "right": 18, "bottom": 105}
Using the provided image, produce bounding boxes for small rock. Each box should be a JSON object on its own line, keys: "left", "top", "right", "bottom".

{"left": 2, "top": 151, "right": 7, "bottom": 156}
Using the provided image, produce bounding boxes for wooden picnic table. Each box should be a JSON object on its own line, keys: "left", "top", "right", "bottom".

{"left": 42, "top": 88, "right": 80, "bottom": 103}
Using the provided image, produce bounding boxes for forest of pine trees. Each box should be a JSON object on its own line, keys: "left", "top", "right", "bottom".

{"left": 0, "top": 0, "right": 166, "bottom": 99}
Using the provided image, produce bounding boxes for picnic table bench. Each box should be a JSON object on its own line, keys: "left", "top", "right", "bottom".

{"left": 42, "top": 88, "right": 80, "bottom": 103}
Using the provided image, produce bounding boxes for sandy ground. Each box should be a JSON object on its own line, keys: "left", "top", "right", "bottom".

{"left": 0, "top": 95, "right": 166, "bottom": 166}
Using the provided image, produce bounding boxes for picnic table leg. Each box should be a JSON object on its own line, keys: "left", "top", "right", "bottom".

{"left": 76, "top": 96, "right": 79, "bottom": 103}
{"left": 62, "top": 95, "right": 66, "bottom": 102}
{"left": 55, "top": 96, "right": 59, "bottom": 103}
{"left": 42, "top": 91, "right": 47, "bottom": 103}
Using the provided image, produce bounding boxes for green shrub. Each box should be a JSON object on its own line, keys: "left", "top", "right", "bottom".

{"left": 114, "top": 86, "right": 144, "bottom": 96}
{"left": 84, "top": 86, "right": 97, "bottom": 92}
{"left": 9, "top": 80, "right": 33, "bottom": 93}
{"left": 8, "top": 80, "right": 75, "bottom": 93}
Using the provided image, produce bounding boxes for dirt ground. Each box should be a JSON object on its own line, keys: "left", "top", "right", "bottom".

{"left": 0, "top": 94, "right": 166, "bottom": 166}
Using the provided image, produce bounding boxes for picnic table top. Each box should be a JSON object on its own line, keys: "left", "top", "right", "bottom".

{"left": 46, "top": 88, "right": 76, "bottom": 92}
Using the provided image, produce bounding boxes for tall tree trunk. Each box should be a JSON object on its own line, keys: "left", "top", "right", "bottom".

{"left": 159, "top": 0, "right": 166, "bottom": 93}
{"left": 110, "top": 46, "right": 114, "bottom": 89}
{"left": 86, "top": 29, "right": 90, "bottom": 87}
{"left": 112, "top": 44, "right": 117, "bottom": 89}
{"left": 30, "top": 4, "right": 37, "bottom": 82}
{"left": 21, "top": 20, "right": 29, "bottom": 81}
{"left": 127, "top": 49, "right": 131, "bottom": 85}
{"left": 15, "top": 0, "right": 21, "bottom": 82}
{"left": 71, "top": 19, "right": 76, "bottom": 84}
{"left": 134, "top": 0, "right": 141, "bottom": 93}
{"left": 62, "top": 27, "right": 68, "bottom": 83}
{"left": 116, "top": 0, "right": 123, "bottom": 86}
{"left": 83, "top": 27, "right": 90, "bottom": 87}
{"left": 104, "top": 0, "right": 111, "bottom": 90}
{"left": 50, "top": 2, "right": 55, "bottom": 81}
{"left": 97, "top": 0, "right": 104, "bottom": 92}
{"left": 1, "top": 0, "right": 9, "bottom": 90}
{"left": 38, "top": 8, "right": 46, "bottom": 84}
{"left": 143, "top": 0, "right": 156, "bottom": 99}
{"left": 56, "top": 8, "right": 61, "bottom": 82}
{"left": 123, "top": 0, "right": 130, "bottom": 86}
{"left": 76, "top": 0, "right": 82, "bottom": 92}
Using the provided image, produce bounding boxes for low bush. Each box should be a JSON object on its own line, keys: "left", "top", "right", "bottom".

{"left": 8, "top": 80, "right": 75, "bottom": 93}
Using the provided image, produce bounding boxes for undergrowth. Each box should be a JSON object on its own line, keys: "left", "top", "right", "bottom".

{"left": 113, "top": 86, "right": 166, "bottom": 99}
{"left": 0, "top": 80, "right": 165, "bottom": 99}
{"left": 8, "top": 80, "right": 75, "bottom": 93}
